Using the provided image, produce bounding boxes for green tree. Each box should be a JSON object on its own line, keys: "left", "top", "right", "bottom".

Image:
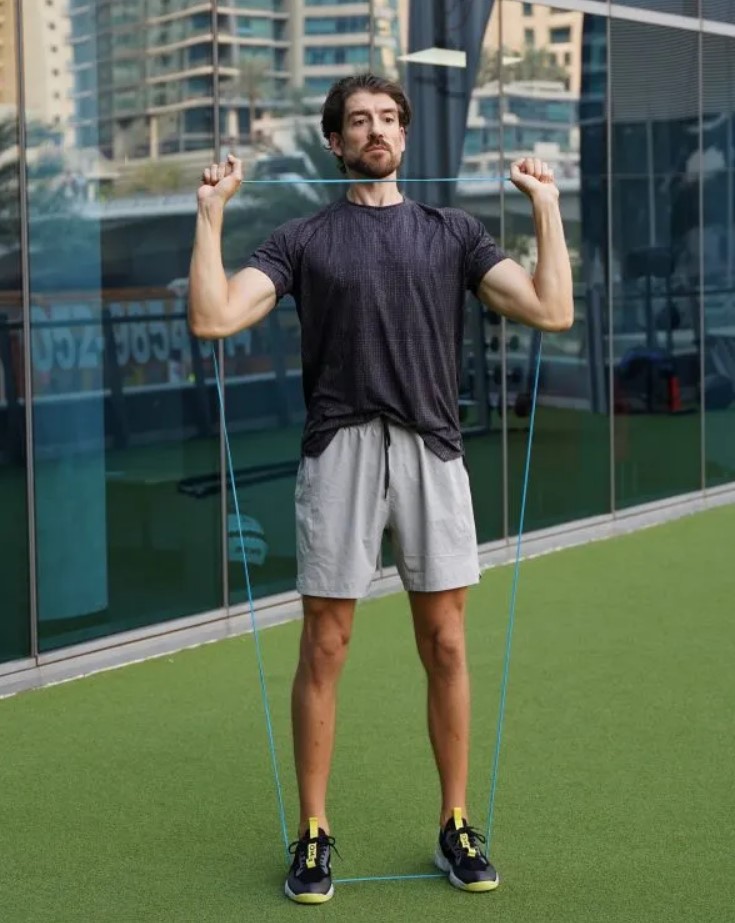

{"left": 0, "top": 118, "right": 99, "bottom": 288}
{"left": 478, "top": 45, "right": 568, "bottom": 86}
{"left": 113, "top": 160, "right": 186, "bottom": 198}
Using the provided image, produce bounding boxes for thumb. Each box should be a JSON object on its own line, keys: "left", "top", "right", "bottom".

{"left": 510, "top": 159, "right": 527, "bottom": 181}
{"left": 227, "top": 153, "right": 243, "bottom": 183}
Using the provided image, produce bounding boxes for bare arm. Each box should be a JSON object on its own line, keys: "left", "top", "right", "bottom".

{"left": 478, "top": 158, "right": 574, "bottom": 333}
{"left": 188, "top": 154, "right": 278, "bottom": 340}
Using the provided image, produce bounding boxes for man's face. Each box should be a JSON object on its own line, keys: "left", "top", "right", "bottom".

{"left": 330, "top": 91, "right": 406, "bottom": 179}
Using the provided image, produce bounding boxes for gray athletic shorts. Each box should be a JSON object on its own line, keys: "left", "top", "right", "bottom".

{"left": 295, "top": 418, "right": 480, "bottom": 598}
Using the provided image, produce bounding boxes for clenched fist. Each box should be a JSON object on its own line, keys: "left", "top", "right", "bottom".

{"left": 197, "top": 153, "right": 243, "bottom": 207}
{"left": 510, "top": 157, "right": 558, "bottom": 202}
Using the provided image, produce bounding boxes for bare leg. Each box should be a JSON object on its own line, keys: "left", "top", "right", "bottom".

{"left": 410, "top": 588, "right": 471, "bottom": 828}
{"left": 291, "top": 595, "right": 356, "bottom": 835}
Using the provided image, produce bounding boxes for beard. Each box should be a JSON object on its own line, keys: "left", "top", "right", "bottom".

{"left": 344, "top": 145, "right": 402, "bottom": 179}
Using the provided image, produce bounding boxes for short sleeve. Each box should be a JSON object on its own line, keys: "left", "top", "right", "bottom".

{"left": 245, "top": 222, "right": 296, "bottom": 299}
{"left": 464, "top": 216, "right": 506, "bottom": 294}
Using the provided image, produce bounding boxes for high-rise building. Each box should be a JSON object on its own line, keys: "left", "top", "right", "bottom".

{"left": 1, "top": 0, "right": 74, "bottom": 133}
{"left": 65, "top": 0, "right": 400, "bottom": 162}
{"left": 485, "top": 2, "right": 583, "bottom": 94}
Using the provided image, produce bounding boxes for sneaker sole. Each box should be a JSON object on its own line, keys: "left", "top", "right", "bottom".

{"left": 284, "top": 881, "right": 335, "bottom": 904}
{"left": 434, "top": 847, "right": 500, "bottom": 893}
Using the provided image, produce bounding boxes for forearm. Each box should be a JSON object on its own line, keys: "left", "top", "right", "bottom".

{"left": 188, "top": 202, "right": 233, "bottom": 339}
{"left": 531, "top": 192, "right": 574, "bottom": 331}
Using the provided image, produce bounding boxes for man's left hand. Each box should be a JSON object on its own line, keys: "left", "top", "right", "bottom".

{"left": 510, "top": 158, "right": 558, "bottom": 201}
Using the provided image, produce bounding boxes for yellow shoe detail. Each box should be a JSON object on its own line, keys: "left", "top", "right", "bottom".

{"left": 458, "top": 877, "right": 499, "bottom": 893}
{"left": 453, "top": 808, "right": 476, "bottom": 857}
{"left": 459, "top": 832, "right": 477, "bottom": 858}
{"left": 285, "top": 883, "right": 335, "bottom": 904}
{"left": 290, "top": 890, "right": 333, "bottom": 904}
{"left": 306, "top": 817, "right": 319, "bottom": 869}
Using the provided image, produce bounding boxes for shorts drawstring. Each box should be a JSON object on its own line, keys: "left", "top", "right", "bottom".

{"left": 382, "top": 417, "right": 391, "bottom": 499}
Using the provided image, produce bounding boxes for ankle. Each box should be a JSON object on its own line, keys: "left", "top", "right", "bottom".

{"left": 440, "top": 805, "right": 468, "bottom": 828}
{"left": 299, "top": 816, "right": 330, "bottom": 838}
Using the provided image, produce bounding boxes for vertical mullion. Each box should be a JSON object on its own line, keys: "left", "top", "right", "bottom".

{"left": 499, "top": 0, "right": 509, "bottom": 542}
{"left": 698, "top": 4, "right": 706, "bottom": 492}
{"left": 607, "top": 9, "right": 616, "bottom": 516}
{"left": 211, "top": 1, "right": 229, "bottom": 613}
{"left": 14, "top": 0, "right": 39, "bottom": 660}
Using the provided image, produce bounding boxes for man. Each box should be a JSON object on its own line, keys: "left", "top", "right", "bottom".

{"left": 188, "top": 73, "right": 573, "bottom": 904}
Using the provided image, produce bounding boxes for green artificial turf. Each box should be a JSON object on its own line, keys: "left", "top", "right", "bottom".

{"left": 1, "top": 505, "right": 734, "bottom": 922}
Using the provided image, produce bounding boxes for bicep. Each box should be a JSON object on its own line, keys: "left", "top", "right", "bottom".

{"left": 476, "top": 258, "right": 546, "bottom": 329}
{"left": 226, "top": 267, "right": 278, "bottom": 333}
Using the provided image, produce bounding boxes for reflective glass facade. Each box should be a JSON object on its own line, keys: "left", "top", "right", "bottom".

{"left": 2, "top": 0, "right": 734, "bottom": 671}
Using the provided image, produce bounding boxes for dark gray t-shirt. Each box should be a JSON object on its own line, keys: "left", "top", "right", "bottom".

{"left": 246, "top": 196, "right": 506, "bottom": 459}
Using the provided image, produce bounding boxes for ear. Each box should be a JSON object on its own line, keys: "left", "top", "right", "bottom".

{"left": 329, "top": 132, "right": 344, "bottom": 158}
{"left": 399, "top": 126, "right": 406, "bottom": 153}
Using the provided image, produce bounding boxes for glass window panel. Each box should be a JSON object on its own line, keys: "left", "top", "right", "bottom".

{"left": 549, "top": 26, "right": 571, "bottom": 44}
{"left": 504, "top": 2, "right": 611, "bottom": 534}
{"left": 220, "top": 18, "right": 397, "bottom": 602}
{"left": 304, "top": 45, "right": 370, "bottom": 66}
{"left": 305, "top": 16, "right": 371, "bottom": 35}
{"left": 234, "top": 16, "right": 275, "bottom": 38}
{"left": 24, "top": 0, "right": 222, "bottom": 653}
{"left": 611, "top": 1, "right": 700, "bottom": 15}
{"left": 610, "top": 19, "right": 701, "bottom": 508}
{"left": 0, "top": 19, "right": 31, "bottom": 664}
{"left": 703, "top": 1, "right": 735, "bottom": 23}
{"left": 391, "top": 0, "right": 506, "bottom": 549}
{"left": 230, "top": 0, "right": 280, "bottom": 9}
{"left": 702, "top": 33, "right": 735, "bottom": 486}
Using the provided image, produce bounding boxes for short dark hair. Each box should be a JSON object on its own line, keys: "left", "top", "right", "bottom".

{"left": 320, "top": 73, "right": 412, "bottom": 173}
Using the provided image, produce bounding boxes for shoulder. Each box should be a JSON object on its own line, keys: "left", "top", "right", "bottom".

{"left": 407, "top": 201, "right": 486, "bottom": 237}
{"left": 272, "top": 199, "right": 345, "bottom": 248}
{"left": 436, "top": 206, "right": 488, "bottom": 240}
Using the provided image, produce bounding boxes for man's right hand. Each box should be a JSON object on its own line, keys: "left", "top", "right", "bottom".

{"left": 197, "top": 153, "right": 243, "bottom": 207}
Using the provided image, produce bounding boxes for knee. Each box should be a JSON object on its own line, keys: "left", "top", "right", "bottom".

{"left": 299, "top": 604, "right": 352, "bottom": 680}
{"left": 423, "top": 627, "right": 466, "bottom": 679}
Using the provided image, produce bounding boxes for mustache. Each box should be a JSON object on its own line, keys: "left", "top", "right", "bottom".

{"left": 364, "top": 142, "right": 390, "bottom": 152}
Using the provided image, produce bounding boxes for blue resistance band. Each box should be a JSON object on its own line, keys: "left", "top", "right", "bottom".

{"left": 239, "top": 174, "right": 508, "bottom": 186}
{"left": 210, "top": 196, "right": 542, "bottom": 884}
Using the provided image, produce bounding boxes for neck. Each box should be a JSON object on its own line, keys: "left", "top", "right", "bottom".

{"left": 346, "top": 175, "right": 403, "bottom": 207}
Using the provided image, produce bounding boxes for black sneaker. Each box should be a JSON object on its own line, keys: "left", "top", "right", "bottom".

{"left": 285, "top": 817, "right": 337, "bottom": 904}
{"left": 435, "top": 808, "right": 500, "bottom": 892}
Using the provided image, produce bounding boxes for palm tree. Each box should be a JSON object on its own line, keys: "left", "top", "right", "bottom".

{"left": 221, "top": 56, "right": 273, "bottom": 146}
{"left": 222, "top": 124, "right": 344, "bottom": 267}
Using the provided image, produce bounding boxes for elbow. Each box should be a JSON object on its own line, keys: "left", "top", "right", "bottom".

{"left": 542, "top": 317, "right": 574, "bottom": 333}
{"left": 188, "top": 306, "right": 232, "bottom": 340}
{"left": 539, "top": 302, "right": 574, "bottom": 333}
{"left": 188, "top": 319, "right": 221, "bottom": 340}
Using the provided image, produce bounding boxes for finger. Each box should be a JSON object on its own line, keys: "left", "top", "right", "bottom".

{"left": 525, "top": 157, "right": 534, "bottom": 175}
{"left": 534, "top": 158, "right": 543, "bottom": 178}
{"left": 202, "top": 167, "right": 211, "bottom": 184}
{"left": 210, "top": 163, "right": 219, "bottom": 183}
{"left": 227, "top": 153, "right": 243, "bottom": 181}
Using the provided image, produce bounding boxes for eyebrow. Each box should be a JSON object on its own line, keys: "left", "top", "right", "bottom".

{"left": 346, "top": 107, "right": 398, "bottom": 120}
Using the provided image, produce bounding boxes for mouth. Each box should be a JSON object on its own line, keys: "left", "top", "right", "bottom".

{"left": 365, "top": 146, "right": 389, "bottom": 154}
